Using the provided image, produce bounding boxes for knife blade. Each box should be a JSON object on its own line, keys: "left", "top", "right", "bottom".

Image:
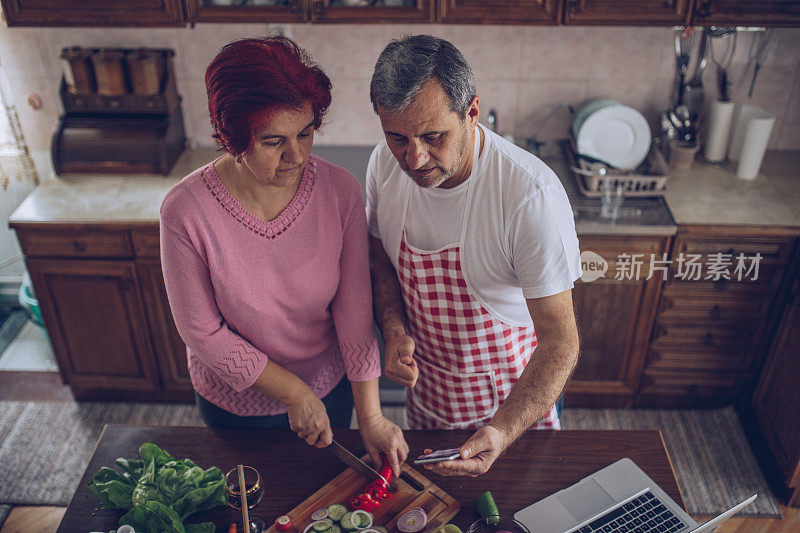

{"left": 329, "top": 440, "right": 397, "bottom": 491}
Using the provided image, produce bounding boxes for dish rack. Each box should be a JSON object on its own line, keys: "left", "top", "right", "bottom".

{"left": 563, "top": 139, "right": 670, "bottom": 197}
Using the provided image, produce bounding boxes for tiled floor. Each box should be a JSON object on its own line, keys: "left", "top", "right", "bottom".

{"left": 0, "top": 319, "right": 57, "bottom": 371}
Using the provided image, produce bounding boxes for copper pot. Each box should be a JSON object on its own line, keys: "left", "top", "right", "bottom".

{"left": 126, "top": 49, "right": 164, "bottom": 96}
{"left": 60, "top": 47, "right": 95, "bottom": 94}
{"left": 91, "top": 49, "right": 127, "bottom": 96}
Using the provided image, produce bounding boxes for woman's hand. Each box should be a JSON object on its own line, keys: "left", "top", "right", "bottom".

{"left": 286, "top": 389, "right": 333, "bottom": 448}
{"left": 358, "top": 413, "right": 409, "bottom": 477}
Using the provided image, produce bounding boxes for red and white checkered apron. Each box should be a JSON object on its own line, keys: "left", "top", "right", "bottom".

{"left": 396, "top": 154, "right": 559, "bottom": 430}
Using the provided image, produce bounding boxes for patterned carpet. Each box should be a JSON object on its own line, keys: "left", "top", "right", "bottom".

{"left": 0, "top": 401, "right": 781, "bottom": 519}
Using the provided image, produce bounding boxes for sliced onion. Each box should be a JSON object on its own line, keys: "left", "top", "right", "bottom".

{"left": 311, "top": 508, "right": 329, "bottom": 521}
{"left": 302, "top": 519, "right": 333, "bottom": 533}
{"left": 397, "top": 507, "right": 427, "bottom": 533}
{"left": 360, "top": 530, "right": 380, "bottom": 533}
{"left": 352, "top": 509, "right": 373, "bottom": 530}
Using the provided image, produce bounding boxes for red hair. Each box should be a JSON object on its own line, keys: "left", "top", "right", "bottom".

{"left": 205, "top": 36, "right": 332, "bottom": 156}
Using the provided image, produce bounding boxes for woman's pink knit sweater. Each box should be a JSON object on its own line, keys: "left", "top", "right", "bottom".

{"left": 160, "top": 155, "right": 380, "bottom": 416}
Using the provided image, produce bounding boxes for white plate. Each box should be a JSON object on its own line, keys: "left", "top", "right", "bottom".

{"left": 575, "top": 104, "right": 651, "bottom": 170}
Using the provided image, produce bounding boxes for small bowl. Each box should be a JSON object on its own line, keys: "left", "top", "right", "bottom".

{"left": 466, "top": 516, "right": 531, "bottom": 533}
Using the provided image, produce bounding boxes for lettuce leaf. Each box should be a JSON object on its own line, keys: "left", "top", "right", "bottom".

{"left": 88, "top": 443, "right": 226, "bottom": 533}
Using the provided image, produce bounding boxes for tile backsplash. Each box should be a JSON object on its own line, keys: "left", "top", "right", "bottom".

{"left": 1, "top": 23, "right": 798, "bottom": 171}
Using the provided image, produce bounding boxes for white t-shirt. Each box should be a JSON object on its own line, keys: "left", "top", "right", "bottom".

{"left": 366, "top": 123, "right": 582, "bottom": 327}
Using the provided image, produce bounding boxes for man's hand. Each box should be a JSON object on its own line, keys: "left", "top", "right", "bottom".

{"left": 420, "top": 425, "right": 510, "bottom": 477}
{"left": 384, "top": 331, "right": 418, "bottom": 388}
{"left": 285, "top": 389, "right": 333, "bottom": 449}
{"left": 358, "top": 413, "right": 410, "bottom": 477}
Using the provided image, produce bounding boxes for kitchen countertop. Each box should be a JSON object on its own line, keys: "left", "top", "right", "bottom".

{"left": 9, "top": 145, "right": 800, "bottom": 233}
{"left": 664, "top": 150, "right": 800, "bottom": 227}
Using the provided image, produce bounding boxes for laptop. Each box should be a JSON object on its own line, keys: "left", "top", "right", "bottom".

{"left": 514, "top": 458, "right": 757, "bottom": 533}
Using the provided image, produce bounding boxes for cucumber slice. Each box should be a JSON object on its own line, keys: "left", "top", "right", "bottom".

{"left": 313, "top": 521, "right": 334, "bottom": 532}
{"left": 328, "top": 504, "right": 348, "bottom": 522}
{"left": 373, "top": 527, "right": 389, "bottom": 533}
{"left": 333, "top": 526, "right": 342, "bottom": 533}
{"left": 340, "top": 512, "right": 356, "bottom": 531}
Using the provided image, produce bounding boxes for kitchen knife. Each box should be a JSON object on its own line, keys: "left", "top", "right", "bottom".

{"left": 329, "top": 440, "right": 398, "bottom": 491}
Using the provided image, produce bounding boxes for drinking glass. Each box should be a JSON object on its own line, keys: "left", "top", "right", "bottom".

{"left": 600, "top": 181, "right": 625, "bottom": 220}
{"left": 467, "top": 516, "right": 531, "bottom": 533}
{"left": 225, "top": 465, "right": 267, "bottom": 533}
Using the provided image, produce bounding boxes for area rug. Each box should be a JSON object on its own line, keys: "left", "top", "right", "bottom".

{"left": 0, "top": 401, "right": 781, "bottom": 518}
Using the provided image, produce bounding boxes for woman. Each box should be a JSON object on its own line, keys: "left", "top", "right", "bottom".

{"left": 160, "top": 37, "right": 408, "bottom": 473}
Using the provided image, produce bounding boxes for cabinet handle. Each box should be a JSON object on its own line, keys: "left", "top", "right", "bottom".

{"left": 566, "top": 0, "right": 581, "bottom": 16}
{"left": 72, "top": 241, "right": 85, "bottom": 252}
{"left": 710, "top": 304, "right": 722, "bottom": 318}
{"left": 696, "top": 1, "right": 712, "bottom": 18}
{"left": 704, "top": 332, "right": 714, "bottom": 346}
{"left": 714, "top": 278, "right": 728, "bottom": 291}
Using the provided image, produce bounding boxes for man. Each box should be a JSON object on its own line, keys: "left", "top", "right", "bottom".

{"left": 366, "top": 35, "right": 581, "bottom": 477}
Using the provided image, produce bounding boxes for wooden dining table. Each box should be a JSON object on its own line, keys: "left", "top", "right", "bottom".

{"left": 58, "top": 425, "right": 686, "bottom": 532}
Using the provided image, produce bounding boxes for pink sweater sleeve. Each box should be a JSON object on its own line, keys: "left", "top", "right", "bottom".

{"left": 331, "top": 179, "right": 381, "bottom": 382}
{"left": 160, "top": 218, "right": 268, "bottom": 392}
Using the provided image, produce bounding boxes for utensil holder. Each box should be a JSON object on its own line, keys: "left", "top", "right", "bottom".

{"left": 668, "top": 140, "right": 700, "bottom": 170}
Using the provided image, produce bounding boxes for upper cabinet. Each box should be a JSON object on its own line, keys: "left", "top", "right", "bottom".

{"left": 2, "top": 0, "right": 186, "bottom": 27}
{"left": 1, "top": 0, "right": 798, "bottom": 28}
{"left": 439, "top": 0, "right": 560, "bottom": 24}
{"left": 310, "top": 0, "right": 435, "bottom": 23}
{"left": 184, "top": 0, "right": 308, "bottom": 24}
{"left": 692, "top": 0, "right": 800, "bottom": 27}
{"left": 562, "top": 0, "right": 692, "bottom": 26}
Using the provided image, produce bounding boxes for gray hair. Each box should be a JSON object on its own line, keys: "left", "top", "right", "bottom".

{"left": 370, "top": 34, "right": 476, "bottom": 117}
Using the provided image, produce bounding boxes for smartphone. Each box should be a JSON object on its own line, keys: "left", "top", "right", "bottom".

{"left": 413, "top": 448, "right": 462, "bottom": 465}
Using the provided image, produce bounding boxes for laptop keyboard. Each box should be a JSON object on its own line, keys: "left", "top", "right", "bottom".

{"left": 574, "top": 491, "right": 686, "bottom": 532}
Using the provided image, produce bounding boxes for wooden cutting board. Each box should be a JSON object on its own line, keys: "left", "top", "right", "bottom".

{"left": 266, "top": 458, "right": 460, "bottom": 533}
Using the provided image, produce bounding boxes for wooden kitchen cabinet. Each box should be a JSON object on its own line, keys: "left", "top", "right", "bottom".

{"left": 747, "top": 257, "right": 800, "bottom": 507}
{"left": 567, "top": 234, "right": 669, "bottom": 407}
{"left": 1, "top": 0, "right": 185, "bottom": 27}
{"left": 438, "top": 0, "right": 560, "bottom": 25}
{"left": 692, "top": 0, "right": 800, "bottom": 27}
{"left": 638, "top": 225, "right": 799, "bottom": 407}
{"left": 12, "top": 223, "right": 193, "bottom": 402}
{"left": 311, "top": 0, "right": 435, "bottom": 23}
{"left": 562, "top": 0, "right": 692, "bottom": 26}
{"left": 184, "top": 0, "right": 308, "bottom": 24}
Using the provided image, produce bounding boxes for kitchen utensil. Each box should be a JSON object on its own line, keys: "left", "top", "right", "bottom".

{"left": 263, "top": 459, "right": 459, "bottom": 533}
{"left": 237, "top": 465, "right": 251, "bottom": 533}
{"left": 329, "top": 440, "right": 397, "bottom": 490}
{"left": 682, "top": 28, "right": 708, "bottom": 119}
{"left": 467, "top": 516, "right": 531, "bottom": 533}
{"left": 709, "top": 27, "right": 737, "bottom": 101}
{"left": 225, "top": 466, "right": 266, "bottom": 533}
{"left": 673, "top": 27, "right": 699, "bottom": 106}
{"left": 600, "top": 181, "right": 625, "bottom": 220}
{"left": 574, "top": 103, "right": 651, "bottom": 170}
{"left": 748, "top": 28, "right": 775, "bottom": 98}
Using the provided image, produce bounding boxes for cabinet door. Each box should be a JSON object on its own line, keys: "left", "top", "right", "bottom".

{"left": 752, "top": 273, "right": 800, "bottom": 497}
{"left": 185, "top": 0, "right": 308, "bottom": 23}
{"left": 25, "top": 258, "right": 161, "bottom": 393}
{"left": 566, "top": 235, "right": 668, "bottom": 407}
{"left": 1, "top": 0, "right": 185, "bottom": 26}
{"left": 693, "top": 0, "right": 800, "bottom": 27}
{"left": 562, "top": 0, "right": 692, "bottom": 25}
{"left": 438, "top": 0, "right": 560, "bottom": 24}
{"left": 311, "top": 0, "right": 434, "bottom": 23}
{"left": 137, "top": 260, "right": 191, "bottom": 392}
